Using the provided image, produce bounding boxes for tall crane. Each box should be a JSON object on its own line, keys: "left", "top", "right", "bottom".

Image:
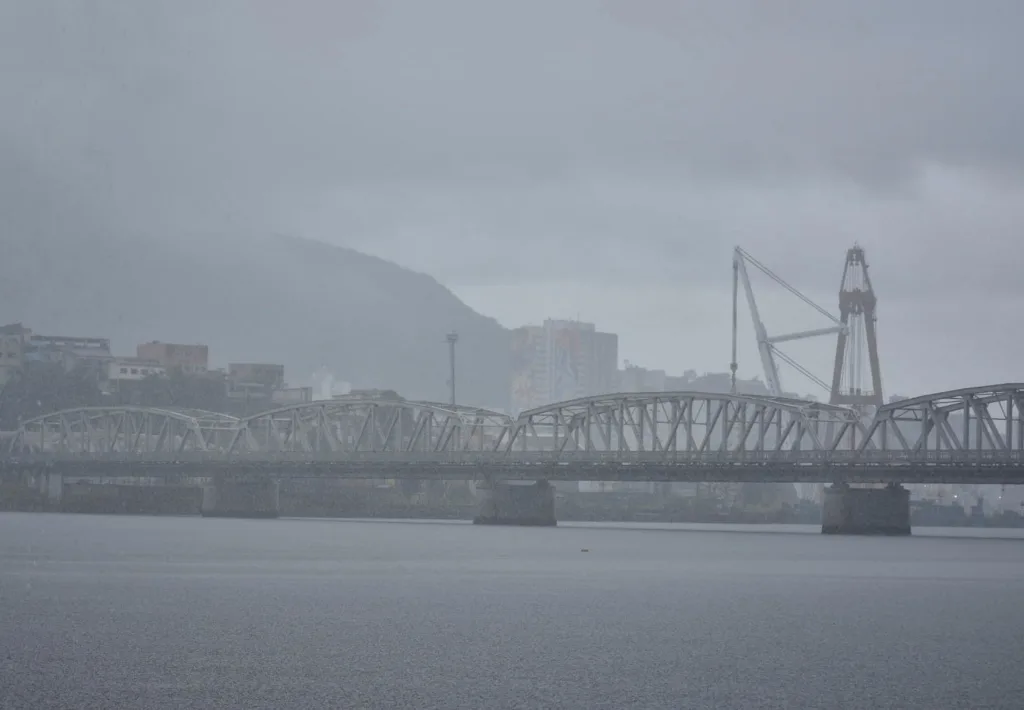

{"left": 730, "top": 247, "right": 845, "bottom": 397}
{"left": 829, "top": 245, "right": 884, "bottom": 407}
{"left": 730, "top": 245, "right": 884, "bottom": 408}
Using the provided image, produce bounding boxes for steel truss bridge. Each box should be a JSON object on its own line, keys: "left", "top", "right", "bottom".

{"left": 3, "top": 385, "right": 1024, "bottom": 485}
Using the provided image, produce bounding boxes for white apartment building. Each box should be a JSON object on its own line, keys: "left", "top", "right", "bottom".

{"left": 107, "top": 357, "right": 165, "bottom": 383}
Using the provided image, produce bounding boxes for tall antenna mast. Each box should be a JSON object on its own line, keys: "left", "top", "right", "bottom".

{"left": 446, "top": 331, "right": 458, "bottom": 407}
{"left": 731, "top": 247, "right": 846, "bottom": 397}
{"left": 829, "top": 245, "right": 883, "bottom": 407}
{"left": 730, "top": 257, "right": 739, "bottom": 393}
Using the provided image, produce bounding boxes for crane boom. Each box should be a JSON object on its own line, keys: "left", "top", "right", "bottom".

{"left": 731, "top": 246, "right": 848, "bottom": 398}
{"left": 733, "top": 249, "right": 781, "bottom": 395}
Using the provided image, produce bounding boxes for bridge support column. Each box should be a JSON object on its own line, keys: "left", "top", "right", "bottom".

{"left": 822, "top": 483, "right": 910, "bottom": 536}
{"left": 473, "top": 480, "right": 556, "bottom": 527}
{"left": 44, "top": 472, "right": 63, "bottom": 506}
{"left": 201, "top": 478, "right": 280, "bottom": 519}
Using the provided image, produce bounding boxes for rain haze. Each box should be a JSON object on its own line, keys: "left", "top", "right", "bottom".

{"left": 3, "top": 3, "right": 1024, "bottom": 709}
{"left": 2, "top": 0, "right": 1023, "bottom": 396}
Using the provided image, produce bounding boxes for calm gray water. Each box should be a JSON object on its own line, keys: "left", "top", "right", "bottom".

{"left": 2, "top": 514, "right": 1023, "bottom": 709}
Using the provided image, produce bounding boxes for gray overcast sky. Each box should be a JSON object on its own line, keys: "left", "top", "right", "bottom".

{"left": 2, "top": 1, "right": 1023, "bottom": 398}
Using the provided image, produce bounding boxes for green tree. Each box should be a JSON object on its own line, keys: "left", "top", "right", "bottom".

{"left": 120, "top": 369, "right": 228, "bottom": 412}
{"left": 0, "top": 362, "right": 104, "bottom": 429}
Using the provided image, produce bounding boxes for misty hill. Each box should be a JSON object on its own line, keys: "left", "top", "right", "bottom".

{"left": 1, "top": 228, "right": 512, "bottom": 408}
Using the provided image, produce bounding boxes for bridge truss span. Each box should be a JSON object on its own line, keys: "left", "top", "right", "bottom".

{"left": 225, "top": 399, "right": 513, "bottom": 455}
{"left": 6, "top": 406, "right": 240, "bottom": 456}
{"left": 504, "top": 391, "right": 868, "bottom": 460}
{"left": 2, "top": 387, "right": 1024, "bottom": 483}
{"left": 860, "top": 384, "right": 1024, "bottom": 455}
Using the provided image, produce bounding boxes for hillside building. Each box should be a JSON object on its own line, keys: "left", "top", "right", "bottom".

{"left": 509, "top": 319, "right": 619, "bottom": 414}
{"left": 136, "top": 341, "right": 209, "bottom": 374}
{"left": 107, "top": 357, "right": 166, "bottom": 383}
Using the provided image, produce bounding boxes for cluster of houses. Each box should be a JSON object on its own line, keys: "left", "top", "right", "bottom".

{"left": 0, "top": 322, "right": 311, "bottom": 408}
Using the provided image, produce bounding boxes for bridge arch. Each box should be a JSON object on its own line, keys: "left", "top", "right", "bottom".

{"left": 506, "top": 391, "right": 865, "bottom": 457}
{"left": 6, "top": 406, "right": 238, "bottom": 455}
{"left": 227, "top": 399, "right": 513, "bottom": 455}
{"left": 859, "top": 383, "right": 1024, "bottom": 454}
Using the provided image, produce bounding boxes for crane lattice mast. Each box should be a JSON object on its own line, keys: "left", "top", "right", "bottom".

{"left": 829, "top": 245, "right": 884, "bottom": 407}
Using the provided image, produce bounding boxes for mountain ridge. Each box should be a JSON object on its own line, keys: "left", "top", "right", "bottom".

{"left": 0, "top": 228, "right": 512, "bottom": 408}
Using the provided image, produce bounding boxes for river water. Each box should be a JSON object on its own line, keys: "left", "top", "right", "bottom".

{"left": 2, "top": 514, "right": 1023, "bottom": 709}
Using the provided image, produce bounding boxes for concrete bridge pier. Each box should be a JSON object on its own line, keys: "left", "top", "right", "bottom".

{"left": 473, "top": 479, "right": 556, "bottom": 527}
{"left": 822, "top": 483, "right": 910, "bottom": 535}
{"left": 201, "top": 478, "right": 280, "bottom": 519}
{"left": 39, "top": 471, "right": 63, "bottom": 507}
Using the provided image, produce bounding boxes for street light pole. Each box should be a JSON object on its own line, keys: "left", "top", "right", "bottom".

{"left": 446, "top": 332, "right": 458, "bottom": 407}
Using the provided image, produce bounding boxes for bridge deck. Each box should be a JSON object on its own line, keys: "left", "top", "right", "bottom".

{"left": 3, "top": 458, "right": 1024, "bottom": 486}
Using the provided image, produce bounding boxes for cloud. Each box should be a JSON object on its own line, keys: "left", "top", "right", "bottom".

{"left": 1, "top": 0, "right": 1022, "bottom": 397}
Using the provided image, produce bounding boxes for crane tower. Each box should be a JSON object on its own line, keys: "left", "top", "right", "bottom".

{"left": 828, "top": 246, "right": 883, "bottom": 407}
